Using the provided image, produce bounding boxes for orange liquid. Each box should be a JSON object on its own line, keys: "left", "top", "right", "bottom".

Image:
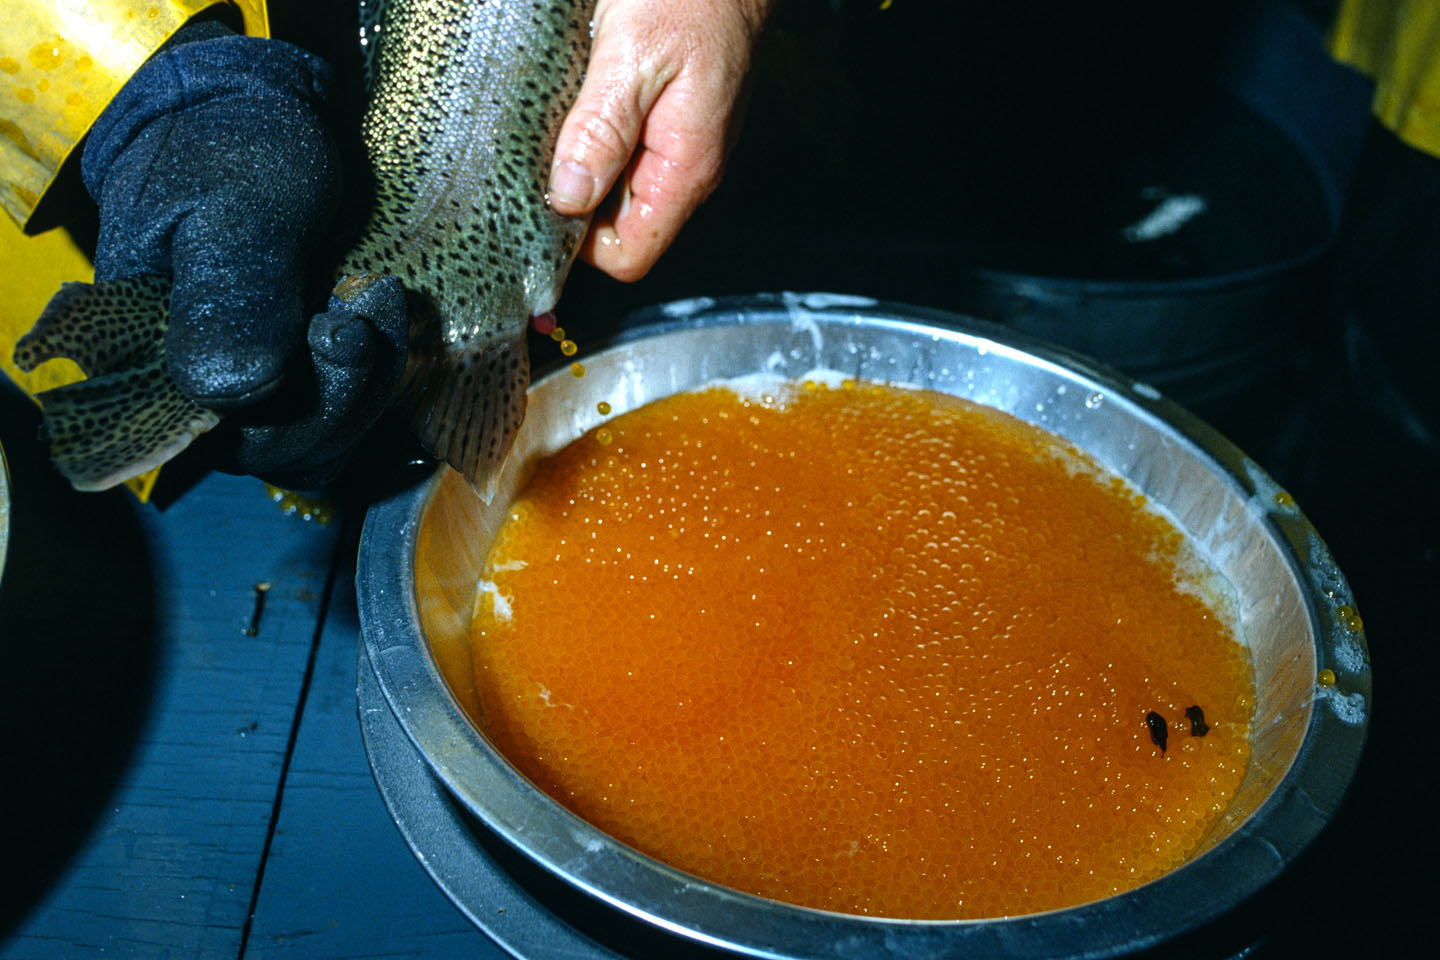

{"left": 470, "top": 380, "right": 1253, "bottom": 919}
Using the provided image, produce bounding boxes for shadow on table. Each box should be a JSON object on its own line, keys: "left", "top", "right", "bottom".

{"left": 0, "top": 383, "right": 159, "bottom": 938}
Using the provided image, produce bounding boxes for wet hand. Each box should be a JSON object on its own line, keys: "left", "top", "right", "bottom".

{"left": 547, "top": 0, "right": 774, "bottom": 282}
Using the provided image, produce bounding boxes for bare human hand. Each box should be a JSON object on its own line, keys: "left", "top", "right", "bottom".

{"left": 547, "top": 0, "right": 773, "bottom": 282}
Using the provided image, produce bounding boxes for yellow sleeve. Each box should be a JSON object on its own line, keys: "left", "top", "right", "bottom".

{"left": 1, "top": 0, "right": 269, "bottom": 230}
{"left": 1329, "top": 0, "right": 1440, "bottom": 158}
{"left": 1, "top": 0, "right": 269, "bottom": 501}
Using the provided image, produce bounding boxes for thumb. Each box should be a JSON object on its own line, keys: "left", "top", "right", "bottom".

{"left": 164, "top": 213, "right": 310, "bottom": 411}
{"left": 547, "top": 16, "right": 673, "bottom": 215}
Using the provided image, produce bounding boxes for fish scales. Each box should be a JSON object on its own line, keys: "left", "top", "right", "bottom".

{"left": 345, "top": 0, "right": 596, "bottom": 497}
{"left": 348, "top": 0, "right": 593, "bottom": 334}
{"left": 12, "top": 0, "right": 598, "bottom": 496}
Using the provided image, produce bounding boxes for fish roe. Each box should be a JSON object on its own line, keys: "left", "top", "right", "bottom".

{"left": 470, "top": 379, "right": 1254, "bottom": 919}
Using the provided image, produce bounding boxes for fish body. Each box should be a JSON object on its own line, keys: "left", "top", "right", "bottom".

{"left": 13, "top": 0, "right": 598, "bottom": 496}
{"left": 345, "top": 0, "right": 596, "bottom": 496}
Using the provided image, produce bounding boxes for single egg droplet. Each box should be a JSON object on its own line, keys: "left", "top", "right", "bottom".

{"left": 571, "top": 362, "right": 586, "bottom": 378}
{"left": 1344, "top": 612, "right": 1364, "bottom": 632}
{"left": 1274, "top": 491, "right": 1295, "bottom": 508}
{"left": 550, "top": 326, "right": 566, "bottom": 342}
{"left": 596, "top": 428, "right": 613, "bottom": 445}
{"left": 597, "top": 401, "right": 612, "bottom": 415}
{"left": 1317, "top": 668, "right": 1337, "bottom": 687}
{"left": 561, "top": 339, "right": 578, "bottom": 357}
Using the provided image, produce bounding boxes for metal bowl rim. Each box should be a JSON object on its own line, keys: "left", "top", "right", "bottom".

{"left": 0, "top": 438, "right": 11, "bottom": 588}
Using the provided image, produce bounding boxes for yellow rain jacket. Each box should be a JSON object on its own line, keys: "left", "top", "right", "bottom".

{"left": 0, "top": 0, "right": 267, "bottom": 498}
{"left": 1330, "top": 0, "right": 1440, "bottom": 159}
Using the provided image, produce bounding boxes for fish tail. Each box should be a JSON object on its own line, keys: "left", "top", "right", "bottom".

{"left": 12, "top": 277, "right": 219, "bottom": 492}
{"left": 405, "top": 336, "right": 529, "bottom": 502}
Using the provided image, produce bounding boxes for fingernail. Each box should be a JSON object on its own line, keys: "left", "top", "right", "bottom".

{"left": 549, "top": 160, "right": 595, "bottom": 209}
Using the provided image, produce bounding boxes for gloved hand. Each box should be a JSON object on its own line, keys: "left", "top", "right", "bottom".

{"left": 81, "top": 20, "right": 407, "bottom": 487}
{"left": 212, "top": 274, "right": 409, "bottom": 489}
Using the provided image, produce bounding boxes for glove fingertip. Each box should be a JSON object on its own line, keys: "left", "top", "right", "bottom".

{"left": 309, "top": 310, "right": 377, "bottom": 366}
{"left": 328, "top": 275, "right": 406, "bottom": 323}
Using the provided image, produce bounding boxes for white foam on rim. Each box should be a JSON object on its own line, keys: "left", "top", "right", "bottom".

{"left": 713, "top": 367, "right": 855, "bottom": 404}
{"left": 659, "top": 296, "right": 716, "bottom": 318}
{"left": 795, "top": 292, "right": 878, "bottom": 310}
{"left": 1315, "top": 685, "right": 1367, "bottom": 725}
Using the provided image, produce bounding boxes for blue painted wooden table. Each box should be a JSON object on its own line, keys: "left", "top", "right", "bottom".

{"left": 0, "top": 386, "right": 504, "bottom": 960}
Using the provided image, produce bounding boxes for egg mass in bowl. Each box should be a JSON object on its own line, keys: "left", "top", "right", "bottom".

{"left": 357, "top": 294, "right": 1370, "bottom": 958}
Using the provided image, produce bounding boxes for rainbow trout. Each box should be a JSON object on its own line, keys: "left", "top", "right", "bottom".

{"left": 12, "top": 0, "right": 598, "bottom": 497}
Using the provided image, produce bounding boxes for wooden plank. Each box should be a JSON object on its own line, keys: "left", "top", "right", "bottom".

{"left": 0, "top": 394, "right": 340, "bottom": 960}
{"left": 243, "top": 556, "right": 503, "bottom": 959}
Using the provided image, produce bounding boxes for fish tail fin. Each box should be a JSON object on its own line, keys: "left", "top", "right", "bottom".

{"left": 14, "top": 276, "right": 171, "bottom": 376}
{"left": 12, "top": 277, "right": 219, "bottom": 492}
{"left": 32, "top": 362, "right": 221, "bottom": 492}
{"left": 406, "top": 335, "right": 529, "bottom": 502}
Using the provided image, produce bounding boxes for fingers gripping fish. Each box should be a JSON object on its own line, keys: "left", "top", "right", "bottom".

{"left": 13, "top": 0, "right": 598, "bottom": 499}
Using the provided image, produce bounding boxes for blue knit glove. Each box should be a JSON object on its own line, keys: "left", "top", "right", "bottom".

{"left": 81, "top": 21, "right": 407, "bottom": 486}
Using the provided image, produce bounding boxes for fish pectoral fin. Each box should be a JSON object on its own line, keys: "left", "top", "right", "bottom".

{"left": 407, "top": 336, "right": 529, "bottom": 503}
{"left": 13, "top": 276, "right": 172, "bottom": 378}
{"left": 34, "top": 357, "right": 220, "bottom": 492}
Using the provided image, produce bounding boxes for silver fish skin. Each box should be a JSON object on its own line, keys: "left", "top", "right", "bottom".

{"left": 343, "top": 0, "right": 598, "bottom": 498}
{"left": 13, "top": 0, "right": 598, "bottom": 496}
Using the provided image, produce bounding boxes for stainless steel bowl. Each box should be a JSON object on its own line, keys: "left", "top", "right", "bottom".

{"left": 358, "top": 294, "right": 1370, "bottom": 958}
{"left": 1, "top": 437, "right": 11, "bottom": 590}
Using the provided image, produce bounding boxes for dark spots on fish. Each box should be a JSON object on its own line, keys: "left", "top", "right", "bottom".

{"left": 1146, "top": 711, "right": 1168, "bottom": 754}
{"left": 1185, "top": 705, "right": 1209, "bottom": 737}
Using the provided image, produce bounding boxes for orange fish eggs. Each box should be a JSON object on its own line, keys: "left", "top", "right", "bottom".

{"left": 470, "top": 379, "right": 1254, "bottom": 919}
